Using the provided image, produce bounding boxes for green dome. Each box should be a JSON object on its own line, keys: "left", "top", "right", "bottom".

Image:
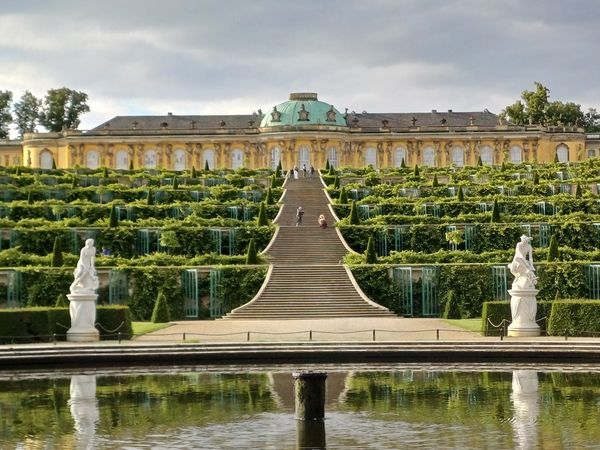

{"left": 260, "top": 93, "right": 347, "bottom": 128}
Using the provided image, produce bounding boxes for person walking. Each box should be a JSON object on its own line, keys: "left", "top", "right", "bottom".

{"left": 302, "top": 164, "right": 307, "bottom": 178}
{"left": 309, "top": 165, "right": 315, "bottom": 178}
{"left": 295, "top": 206, "right": 304, "bottom": 226}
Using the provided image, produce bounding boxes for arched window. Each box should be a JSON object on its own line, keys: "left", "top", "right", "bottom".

{"left": 298, "top": 146, "right": 310, "bottom": 169}
{"left": 271, "top": 147, "right": 281, "bottom": 171}
{"left": 394, "top": 147, "right": 407, "bottom": 168}
{"left": 231, "top": 148, "right": 244, "bottom": 169}
{"left": 510, "top": 145, "right": 523, "bottom": 163}
{"left": 327, "top": 147, "right": 338, "bottom": 168}
{"left": 203, "top": 149, "right": 215, "bottom": 170}
{"left": 365, "top": 147, "right": 377, "bottom": 168}
{"left": 40, "top": 150, "right": 53, "bottom": 169}
{"left": 479, "top": 146, "right": 493, "bottom": 166}
{"left": 422, "top": 146, "right": 436, "bottom": 167}
{"left": 173, "top": 149, "right": 186, "bottom": 171}
{"left": 556, "top": 144, "right": 569, "bottom": 162}
{"left": 116, "top": 150, "right": 129, "bottom": 170}
{"left": 144, "top": 149, "right": 157, "bottom": 169}
{"left": 451, "top": 147, "right": 464, "bottom": 167}
{"left": 86, "top": 150, "right": 100, "bottom": 169}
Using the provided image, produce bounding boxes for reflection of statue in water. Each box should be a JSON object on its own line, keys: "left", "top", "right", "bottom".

{"left": 70, "top": 239, "right": 99, "bottom": 294}
{"left": 508, "top": 235, "right": 537, "bottom": 290}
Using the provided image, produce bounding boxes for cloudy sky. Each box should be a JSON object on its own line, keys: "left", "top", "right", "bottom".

{"left": 1, "top": 0, "right": 599, "bottom": 132}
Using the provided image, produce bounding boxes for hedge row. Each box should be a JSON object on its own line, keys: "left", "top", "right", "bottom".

{"left": 0, "top": 305, "right": 132, "bottom": 343}
{"left": 350, "top": 263, "right": 590, "bottom": 319}
{"left": 1, "top": 266, "right": 268, "bottom": 321}
{"left": 481, "top": 300, "right": 600, "bottom": 337}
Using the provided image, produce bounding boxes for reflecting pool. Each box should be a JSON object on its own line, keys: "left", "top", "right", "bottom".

{"left": 1, "top": 366, "right": 600, "bottom": 449}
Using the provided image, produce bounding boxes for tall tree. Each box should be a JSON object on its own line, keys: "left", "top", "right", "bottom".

{"left": 583, "top": 108, "right": 600, "bottom": 133}
{"left": 501, "top": 82, "right": 585, "bottom": 127}
{"left": 13, "top": 91, "right": 41, "bottom": 137}
{"left": 39, "top": 87, "right": 90, "bottom": 132}
{"left": 0, "top": 90, "right": 13, "bottom": 138}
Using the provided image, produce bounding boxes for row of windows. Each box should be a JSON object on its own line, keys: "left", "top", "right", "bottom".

{"left": 37, "top": 143, "right": 571, "bottom": 170}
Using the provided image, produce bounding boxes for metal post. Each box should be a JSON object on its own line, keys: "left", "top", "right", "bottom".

{"left": 372, "top": 329, "right": 376, "bottom": 341}
{"left": 247, "top": 331, "right": 250, "bottom": 341}
{"left": 183, "top": 332, "right": 186, "bottom": 341}
{"left": 118, "top": 332, "right": 122, "bottom": 344}
{"left": 309, "top": 330, "right": 312, "bottom": 341}
{"left": 436, "top": 329, "right": 440, "bottom": 341}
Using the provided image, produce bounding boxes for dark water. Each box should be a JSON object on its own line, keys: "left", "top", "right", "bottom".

{"left": 1, "top": 366, "right": 600, "bottom": 449}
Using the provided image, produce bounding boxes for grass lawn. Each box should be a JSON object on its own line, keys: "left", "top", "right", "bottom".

{"left": 132, "top": 321, "right": 173, "bottom": 337}
{"left": 443, "top": 318, "right": 482, "bottom": 333}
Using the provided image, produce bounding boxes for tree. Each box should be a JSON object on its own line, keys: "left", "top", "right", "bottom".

{"left": 51, "top": 236, "right": 63, "bottom": 267}
{"left": 501, "top": 81, "right": 585, "bottom": 127}
{"left": 575, "top": 183, "right": 582, "bottom": 198}
{"left": 191, "top": 166, "right": 197, "bottom": 178}
{"left": 246, "top": 238, "right": 258, "bottom": 264}
{"left": 0, "top": 90, "right": 12, "bottom": 139}
{"left": 71, "top": 175, "right": 78, "bottom": 189}
{"left": 432, "top": 174, "right": 439, "bottom": 187}
{"left": 533, "top": 171, "right": 540, "bottom": 185}
{"left": 400, "top": 158, "right": 406, "bottom": 169}
{"left": 339, "top": 186, "right": 348, "bottom": 204}
{"left": 205, "top": 160, "right": 210, "bottom": 171}
{"left": 325, "top": 159, "right": 330, "bottom": 171}
{"left": 491, "top": 199, "right": 501, "bottom": 223}
{"left": 457, "top": 186, "right": 464, "bottom": 202}
{"left": 583, "top": 108, "right": 600, "bottom": 133}
{"left": 102, "top": 167, "right": 109, "bottom": 178}
{"left": 257, "top": 202, "right": 268, "bottom": 226}
{"left": 365, "top": 236, "right": 377, "bottom": 264}
{"left": 443, "top": 290, "right": 461, "bottom": 319}
{"left": 52, "top": 158, "right": 56, "bottom": 169}
{"left": 109, "top": 204, "right": 119, "bottom": 227}
{"left": 147, "top": 189, "right": 154, "bottom": 205}
{"left": 39, "top": 87, "right": 90, "bottom": 132}
{"left": 349, "top": 200, "right": 360, "bottom": 225}
{"left": 27, "top": 190, "right": 34, "bottom": 204}
{"left": 547, "top": 235, "right": 560, "bottom": 262}
{"left": 553, "top": 152, "right": 559, "bottom": 163}
{"left": 151, "top": 291, "right": 170, "bottom": 323}
{"left": 172, "top": 177, "right": 179, "bottom": 189}
{"left": 477, "top": 156, "right": 483, "bottom": 166}
{"left": 129, "top": 159, "right": 134, "bottom": 171}
{"left": 413, "top": 164, "right": 420, "bottom": 177}
{"left": 333, "top": 175, "right": 340, "bottom": 189}
{"left": 13, "top": 91, "right": 41, "bottom": 137}
{"left": 265, "top": 187, "right": 274, "bottom": 205}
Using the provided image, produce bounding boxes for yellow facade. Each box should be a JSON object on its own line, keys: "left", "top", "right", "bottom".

{"left": 6, "top": 93, "right": 593, "bottom": 171}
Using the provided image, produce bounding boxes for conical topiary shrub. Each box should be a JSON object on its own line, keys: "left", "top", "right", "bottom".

{"left": 491, "top": 198, "right": 501, "bottom": 223}
{"left": 333, "top": 175, "right": 340, "bottom": 189}
{"left": 365, "top": 236, "right": 377, "bottom": 264}
{"left": 27, "top": 190, "right": 33, "bottom": 205}
{"left": 147, "top": 189, "right": 154, "bottom": 205}
{"left": 275, "top": 164, "right": 281, "bottom": 178}
{"left": 205, "top": 160, "right": 210, "bottom": 171}
{"left": 15, "top": 166, "right": 20, "bottom": 176}
{"left": 457, "top": 186, "right": 464, "bottom": 202}
{"left": 328, "top": 165, "right": 335, "bottom": 176}
{"left": 443, "top": 290, "right": 461, "bottom": 319}
{"left": 547, "top": 234, "right": 560, "bottom": 262}
{"left": 533, "top": 171, "right": 540, "bottom": 185}
{"left": 477, "top": 156, "right": 483, "bottom": 166}
{"left": 501, "top": 161, "right": 506, "bottom": 171}
{"left": 554, "top": 152, "right": 559, "bottom": 163}
{"left": 325, "top": 159, "right": 330, "bottom": 171}
{"left": 129, "top": 159, "right": 134, "bottom": 171}
{"left": 55, "top": 293, "right": 69, "bottom": 307}
{"left": 71, "top": 175, "right": 78, "bottom": 189}
{"left": 51, "top": 236, "right": 63, "bottom": 267}
{"left": 109, "top": 204, "right": 119, "bottom": 227}
{"left": 339, "top": 186, "right": 348, "bottom": 204}
{"left": 191, "top": 166, "right": 197, "bottom": 178}
{"left": 349, "top": 200, "right": 360, "bottom": 225}
{"left": 575, "top": 183, "right": 582, "bottom": 198}
{"left": 413, "top": 164, "right": 420, "bottom": 177}
{"left": 151, "top": 291, "right": 170, "bottom": 323}
{"left": 172, "top": 177, "right": 179, "bottom": 189}
{"left": 257, "top": 202, "right": 268, "bottom": 226}
{"left": 246, "top": 238, "right": 258, "bottom": 264}
{"left": 432, "top": 173, "right": 439, "bottom": 187}
{"left": 400, "top": 158, "right": 406, "bottom": 169}
{"left": 102, "top": 167, "right": 109, "bottom": 178}
{"left": 52, "top": 158, "right": 57, "bottom": 169}
{"left": 265, "top": 187, "right": 274, "bottom": 205}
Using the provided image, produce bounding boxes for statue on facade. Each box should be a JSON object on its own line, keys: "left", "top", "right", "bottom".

{"left": 507, "top": 235, "right": 537, "bottom": 290}
{"left": 70, "top": 239, "right": 99, "bottom": 294}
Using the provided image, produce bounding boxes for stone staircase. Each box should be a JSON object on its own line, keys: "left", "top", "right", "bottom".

{"left": 225, "top": 174, "right": 395, "bottom": 319}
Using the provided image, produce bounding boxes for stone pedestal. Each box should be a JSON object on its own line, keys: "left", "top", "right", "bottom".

{"left": 507, "top": 288, "right": 540, "bottom": 337}
{"left": 67, "top": 293, "right": 99, "bottom": 342}
{"left": 293, "top": 371, "right": 327, "bottom": 421}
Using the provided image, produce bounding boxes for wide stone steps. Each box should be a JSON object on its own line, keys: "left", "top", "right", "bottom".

{"left": 225, "top": 176, "right": 395, "bottom": 320}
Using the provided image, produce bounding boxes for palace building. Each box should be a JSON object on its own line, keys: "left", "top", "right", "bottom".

{"left": 9, "top": 92, "right": 598, "bottom": 171}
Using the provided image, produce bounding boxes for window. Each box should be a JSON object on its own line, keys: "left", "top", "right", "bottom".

{"left": 422, "top": 146, "right": 436, "bottom": 167}
{"left": 144, "top": 150, "right": 157, "bottom": 169}
{"left": 327, "top": 147, "right": 338, "bottom": 168}
{"left": 365, "top": 147, "right": 377, "bottom": 168}
{"left": 298, "top": 146, "right": 310, "bottom": 168}
{"left": 271, "top": 147, "right": 281, "bottom": 170}
{"left": 173, "top": 149, "right": 186, "bottom": 171}
{"left": 479, "top": 146, "right": 493, "bottom": 165}
{"left": 203, "top": 149, "right": 215, "bottom": 170}
{"left": 556, "top": 144, "right": 569, "bottom": 162}
{"left": 394, "top": 147, "right": 407, "bottom": 167}
{"left": 231, "top": 149, "right": 244, "bottom": 169}
{"left": 116, "top": 150, "right": 129, "bottom": 170}
{"left": 40, "top": 150, "right": 53, "bottom": 169}
{"left": 86, "top": 150, "right": 99, "bottom": 169}
{"left": 509, "top": 145, "right": 523, "bottom": 163}
{"left": 451, "top": 147, "right": 464, "bottom": 167}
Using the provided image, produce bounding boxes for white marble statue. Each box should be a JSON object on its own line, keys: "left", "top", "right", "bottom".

{"left": 511, "top": 370, "right": 539, "bottom": 450}
{"left": 70, "top": 238, "right": 99, "bottom": 294}
{"left": 69, "top": 375, "right": 99, "bottom": 449}
{"left": 507, "top": 235, "right": 537, "bottom": 290}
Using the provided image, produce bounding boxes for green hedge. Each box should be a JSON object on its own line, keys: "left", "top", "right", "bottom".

{"left": 481, "top": 301, "right": 552, "bottom": 336}
{"left": 0, "top": 305, "right": 132, "bottom": 343}
{"left": 548, "top": 301, "right": 600, "bottom": 336}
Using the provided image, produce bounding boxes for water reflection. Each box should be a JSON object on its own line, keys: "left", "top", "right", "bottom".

{"left": 68, "top": 375, "right": 99, "bottom": 450}
{"left": 510, "top": 370, "right": 539, "bottom": 450}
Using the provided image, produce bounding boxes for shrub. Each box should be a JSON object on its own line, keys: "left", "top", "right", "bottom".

{"left": 547, "top": 234, "right": 559, "bottom": 261}
{"left": 108, "top": 204, "right": 119, "bottom": 227}
{"left": 205, "top": 160, "right": 210, "bottom": 171}
{"left": 548, "top": 300, "right": 600, "bottom": 336}
{"left": 265, "top": 187, "right": 274, "bottom": 205}
{"left": 481, "top": 300, "right": 552, "bottom": 335}
{"left": 364, "top": 236, "right": 377, "bottom": 264}
{"left": 55, "top": 293, "right": 68, "bottom": 307}
{"left": 51, "top": 236, "right": 63, "bottom": 267}
{"left": 339, "top": 187, "right": 348, "bottom": 204}
{"left": 325, "top": 159, "right": 330, "bottom": 171}
{"left": 257, "top": 202, "right": 268, "bottom": 226}
{"left": 443, "top": 290, "right": 461, "bottom": 319}
{"left": 246, "top": 238, "right": 258, "bottom": 264}
{"left": 191, "top": 166, "right": 197, "bottom": 178}
{"left": 432, "top": 174, "right": 439, "bottom": 187}
{"left": 349, "top": 200, "right": 360, "bottom": 225}
{"left": 151, "top": 291, "right": 171, "bottom": 323}
{"left": 457, "top": 186, "right": 464, "bottom": 202}
{"left": 490, "top": 199, "right": 501, "bottom": 223}
{"left": 575, "top": 183, "right": 582, "bottom": 198}
{"left": 333, "top": 175, "right": 340, "bottom": 189}
{"left": 413, "top": 164, "right": 420, "bottom": 177}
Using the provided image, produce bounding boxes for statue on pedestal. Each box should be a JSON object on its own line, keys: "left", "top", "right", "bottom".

{"left": 70, "top": 239, "right": 99, "bottom": 294}
{"left": 507, "top": 235, "right": 540, "bottom": 336}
